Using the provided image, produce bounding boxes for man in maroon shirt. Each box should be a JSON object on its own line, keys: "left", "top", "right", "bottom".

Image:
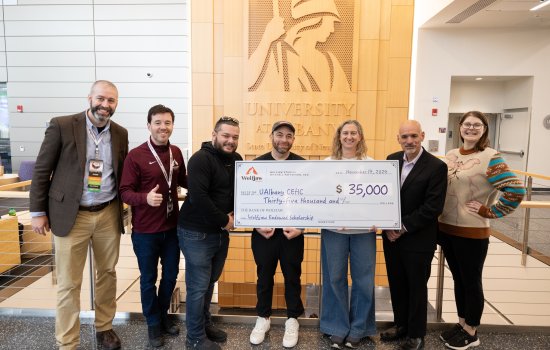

{"left": 119, "top": 105, "right": 187, "bottom": 348}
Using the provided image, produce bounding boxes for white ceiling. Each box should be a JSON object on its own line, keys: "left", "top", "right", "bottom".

{"left": 421, "top": 0, "right": 550, "bottom": 28}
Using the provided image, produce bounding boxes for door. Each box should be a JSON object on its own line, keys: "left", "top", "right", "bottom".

{"left": 496, "top": 110, "right": 530, "bottom": 172}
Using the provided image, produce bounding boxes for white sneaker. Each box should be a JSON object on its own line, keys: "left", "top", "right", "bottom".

{"left": 282, "top": 318, "right": 299, "bottom": 348}
{"left": 249, "top": 317, "right": 270, "bottom": 345}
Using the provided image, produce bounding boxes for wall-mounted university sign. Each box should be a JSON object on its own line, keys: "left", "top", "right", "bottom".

{"left": 544, "top": 115, "right": 550, "bottom": 130}
{"left": 244, "top": 0, "right": 360, "bottom": 155}
{"left": 247, "top": 0, "right": 357, "bottom": 93}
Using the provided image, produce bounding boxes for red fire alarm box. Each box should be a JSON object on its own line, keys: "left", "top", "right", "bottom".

{"left": 16, "top": 105, "right": 23, "bottom": 113}
{"left": 432, "top": 108, "right": 438, "bottom": 116}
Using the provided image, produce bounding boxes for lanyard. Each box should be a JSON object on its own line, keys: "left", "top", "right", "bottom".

{"left": 87, "top": 127, "right": 106, "bottom": 159}
{"left": 147, "top": 139, "right": 174, "bottom": 188}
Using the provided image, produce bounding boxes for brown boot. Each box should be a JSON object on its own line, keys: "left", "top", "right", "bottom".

{"left": 96, "top": 329, "right": 121, "bottom": 350}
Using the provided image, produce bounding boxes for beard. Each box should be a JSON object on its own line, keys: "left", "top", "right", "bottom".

{"left": 272, "top": 140, "right": 292, "bottom": 155}
{"left": 90, "top": 103, "right": 114, "bottom": 124}
{"left": 403, "top": 145, "right": 420, "bottom": 156}
{"left": 213, "top": 137, "right": 237, "bottom": 155}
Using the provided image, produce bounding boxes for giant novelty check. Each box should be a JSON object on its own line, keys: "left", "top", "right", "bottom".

{"left": 234, "top": 160, "right": 401, "bottom": 229}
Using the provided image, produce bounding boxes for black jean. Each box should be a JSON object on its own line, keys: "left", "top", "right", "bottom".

{"left": 438, "top": 233, "right": 489, "bottom": 327}
{"left": 251, "top": 229, "right": 304, "bottom": 318}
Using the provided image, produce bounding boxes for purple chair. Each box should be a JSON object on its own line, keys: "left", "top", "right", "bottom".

{"left": 18, "top": 160, "right": 36, "bottom": 181}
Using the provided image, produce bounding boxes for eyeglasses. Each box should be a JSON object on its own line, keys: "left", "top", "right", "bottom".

{"left": 219, "top": 116, "right": 239, "bottom": 125}
{"left": 461, "top": 122, "right": 484, "bottom": 130}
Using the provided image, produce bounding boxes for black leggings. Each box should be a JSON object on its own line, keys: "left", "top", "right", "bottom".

{"left": 439, "top": 233, "right": 489, "bottom": 327}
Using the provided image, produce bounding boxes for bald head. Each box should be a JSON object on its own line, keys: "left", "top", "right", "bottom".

{"left": 397, "top": 120, "right": 425, "bottom": 161}
{"left": 398, "top": 120, "right": 422, "bottom": 135}
{"left": 90, "top": 80, "right": 118, "bottom": 95}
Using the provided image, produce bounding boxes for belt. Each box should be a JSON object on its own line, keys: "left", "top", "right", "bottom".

{"left": 79, "top": 199, "right": 115, "bottom": 212}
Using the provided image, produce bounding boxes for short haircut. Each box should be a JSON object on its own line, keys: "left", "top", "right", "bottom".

{"left": 214, "top": 116, "right": 240, "bottom": 131}
{"left": 90, "top": 80, "right": 118, "bottom": 95}
{"left": 147, "top": 104, "right": 175, "bottom": 123}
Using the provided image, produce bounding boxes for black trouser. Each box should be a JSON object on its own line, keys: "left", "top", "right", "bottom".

{"left": 383, "top": 239, "right": 434, "bottom": 338}
{"left": 251, "top": 229, "right": 304, "bottom": 318}
{"left": 438, "top": 233, "right": 489, "bottom": 327}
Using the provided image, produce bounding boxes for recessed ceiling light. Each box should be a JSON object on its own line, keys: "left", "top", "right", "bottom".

{"left": 475, "top": 77, "right": 483, "bottom": 81}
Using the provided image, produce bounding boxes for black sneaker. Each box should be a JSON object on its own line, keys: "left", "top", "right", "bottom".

{"left": 161, "top": 315, "right": 180, "bottom": 336}
{"left": 440, "top": 323, "right": 463, "bottom": 342}
{"left": 329, "top": 335, "right": 345, "bottom": 349}
{"left": 186, "top": 337, "right": 221, "bottom": 350}
{"left": 344, "top": 336, "right": 361, "bottom": 348}
{"left": 148, "top": 324, "right": 164, "bottom": 348}
{"left": 445, "top": 329, "right": 480, "bottom": 350}
{"left": 205, "top": 324, "right": 227, "bottom": 342}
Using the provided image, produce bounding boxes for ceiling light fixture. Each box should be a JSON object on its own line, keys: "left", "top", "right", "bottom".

{"left": 475, "top": 77, "right": 483, "bottom": 80}
{"left": 530, "top": 0, "right": 550, "bottom": 11}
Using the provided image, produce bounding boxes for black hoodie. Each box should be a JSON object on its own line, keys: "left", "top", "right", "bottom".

{"left": 178, "top": 141, "right": 242, "bottom": 233}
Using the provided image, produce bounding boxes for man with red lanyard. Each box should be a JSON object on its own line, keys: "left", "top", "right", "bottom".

{"left": 119, "top": 104, "right": 187, "bottom": 348}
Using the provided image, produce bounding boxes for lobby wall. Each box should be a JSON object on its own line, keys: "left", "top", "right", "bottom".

{"left": 413, "top": 27, "right": 550, "bottom": 186}
{"left": 1, "top": 1, "right": 191, "bottom": 171}
{"left": 191, "top": 0, "right": 415, "bottom": 160}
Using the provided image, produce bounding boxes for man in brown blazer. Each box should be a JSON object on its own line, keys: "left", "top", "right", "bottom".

{"left": 30, "top": 80, "right": 128, "bottom": 350}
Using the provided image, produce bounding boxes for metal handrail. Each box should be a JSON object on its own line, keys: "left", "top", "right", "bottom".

{"left": 2, "top": 172, "right": 550, "bottom": 326}
{"left": 513, "top": 170, "right": 550, "bottom": 181}
{"left": 434, "top": 171, "right": 550, "bottom": 320}
{"left": 521, "top": 177, "right": 533, "bottom": 266}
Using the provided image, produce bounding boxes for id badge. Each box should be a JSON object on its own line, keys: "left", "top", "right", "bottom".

{"left": 87, "top": 159, "right": 103, "bottom": 192}
{"left": 167, "top": 196, "right": 174, "bottom": 217}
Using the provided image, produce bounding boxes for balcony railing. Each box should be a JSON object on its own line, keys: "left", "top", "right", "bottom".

{"left": 0, "top": 171, "right": 549, "bottom": 330}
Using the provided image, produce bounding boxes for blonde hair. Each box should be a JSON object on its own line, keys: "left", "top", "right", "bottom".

{"left": 331, "top": 120, "right": 367, "bottom": 159}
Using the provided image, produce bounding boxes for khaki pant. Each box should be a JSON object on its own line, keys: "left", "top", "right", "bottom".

{"left": 54, "top": 201, "right": 121, "bottom": 350}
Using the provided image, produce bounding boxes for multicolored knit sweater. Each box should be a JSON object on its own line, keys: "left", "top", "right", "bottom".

{"left": 438, "top": 147, "right": 525, "bottom": 239}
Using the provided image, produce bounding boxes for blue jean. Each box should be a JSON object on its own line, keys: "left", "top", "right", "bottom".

{"left": 177, "top": 228, "right": 229, "bottom": 342}
{"left": 131, "top": 229, "right": 180, "bottom": 326}
{"left": 320, "top": 229, "right": 377, "bottom": 339}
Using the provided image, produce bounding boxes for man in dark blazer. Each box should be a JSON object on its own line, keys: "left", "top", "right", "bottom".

{"left": 380, "top": 120, "right": 447, "bottom": 350}
{"left": 30, "top": 80, "right": 128, "bottom": 350}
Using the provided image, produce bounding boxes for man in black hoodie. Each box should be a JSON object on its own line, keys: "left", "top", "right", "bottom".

{"left": 177, "top": 116, "right": 242, "bottom": 350}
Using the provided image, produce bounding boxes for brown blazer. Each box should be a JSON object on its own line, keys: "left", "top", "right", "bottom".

{"left": 30, "top": 111, "right": 129, "bottom": 237}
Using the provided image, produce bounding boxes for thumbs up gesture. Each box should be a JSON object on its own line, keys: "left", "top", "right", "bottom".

{"left": 147, "top": 184, "right": 163, "bottom": 207}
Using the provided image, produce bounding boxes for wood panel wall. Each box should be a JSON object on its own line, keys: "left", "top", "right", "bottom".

{"left": 190, "top": 0, "right": 414, "bottom": 159}
{"left": 191, "top": 0, "right": 414, "bottom": 293}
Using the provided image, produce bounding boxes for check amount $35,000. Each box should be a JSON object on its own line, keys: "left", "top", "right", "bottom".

{"left": 233, "top": 160, "right": 401, "bottom": 230}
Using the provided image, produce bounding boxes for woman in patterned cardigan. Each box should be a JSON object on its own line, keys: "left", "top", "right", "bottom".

{"left": 438, "top": 111, "right": 525, "bottom": 350}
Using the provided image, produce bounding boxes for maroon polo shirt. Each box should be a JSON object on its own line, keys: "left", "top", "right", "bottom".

{"left": 119, "top": 139, "right": 187, "bottom": 233}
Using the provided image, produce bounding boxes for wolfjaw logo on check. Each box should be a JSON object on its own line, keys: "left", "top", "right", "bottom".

{"left": 242, "top": 166, "right": 263, "bottom": 182}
